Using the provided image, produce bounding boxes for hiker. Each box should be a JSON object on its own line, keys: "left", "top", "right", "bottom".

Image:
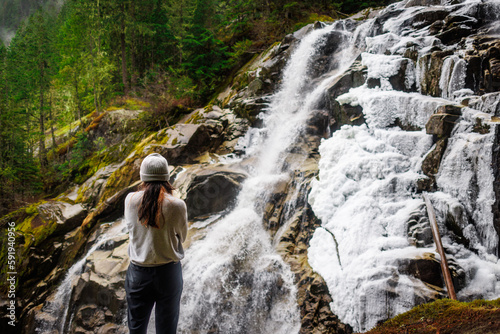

{"left": 124, "top": 153, "right": 188, "bottom": 334}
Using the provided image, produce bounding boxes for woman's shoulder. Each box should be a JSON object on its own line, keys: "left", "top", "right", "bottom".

{"left": 164, "top": 194, "right": 186, "bottom": 210}
{"left": 125, "top": 191, "right": 144, "bottom": 205}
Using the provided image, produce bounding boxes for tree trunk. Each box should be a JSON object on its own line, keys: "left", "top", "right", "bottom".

{"left": 74, "top": 71, "right": 82, "bottom": 123}
{"left": 130, "top": 3, "right": 138, "bottom": 89}
{"left": 39, "top": 78, "right": 47, "bottom": 169}
{"left": 121, "top": 3, "right": 129, "bottom": 95}
{"left": 49, "top": 90, "right": 56, "bottom": 151}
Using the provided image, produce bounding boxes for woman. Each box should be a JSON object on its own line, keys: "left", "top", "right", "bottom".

{"left": 124, "top": 153, "right": 188, "bottom": 334}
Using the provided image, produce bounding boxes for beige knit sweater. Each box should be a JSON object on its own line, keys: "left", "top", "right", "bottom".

{"left": 125, "top": 191, "right": 188, "bottom": 267}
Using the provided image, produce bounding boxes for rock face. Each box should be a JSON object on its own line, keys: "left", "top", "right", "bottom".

{"left": 183, "top": 167, "right": 247, "bottom": 219}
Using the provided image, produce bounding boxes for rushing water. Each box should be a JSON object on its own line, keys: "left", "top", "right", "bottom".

{"left": 34, "top": 0, "right": 500, "bottom": 332}
{"left": 177, "top": 22, "right": 364, "bottom": 333}
{"left": 35, "top": 221, "right": 127, "bottom": 333}
{"left": 308, "top": 0, "right": 500, "bottom": 332}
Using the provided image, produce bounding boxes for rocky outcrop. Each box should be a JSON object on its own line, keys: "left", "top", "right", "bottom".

{"left": 422, "top": 105, "right": 463, "bottom": 184}
{"left": 275, "top": 178, "right": 353, "bottom": 334}
{"left": 181, "top": 166, "right": 247, "bottom": 219}
{"left": 466, "top": 37, "right": 500, "bottom": 94}
{"left": 26, "top": 222, "right": 129, "bottom": 334}
{"left": 317, "top": 59, "right": 367, "bottom": 132}
{"left": 0, "top": 200, "right": 87, "bottom": 296}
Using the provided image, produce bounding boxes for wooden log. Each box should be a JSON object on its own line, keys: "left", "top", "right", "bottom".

{"left": 423, "top": 192, "right": 457, "bottom": 300}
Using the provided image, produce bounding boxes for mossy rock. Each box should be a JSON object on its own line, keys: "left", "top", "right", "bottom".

{"left": 365, "top": 299, "right": 500, "bottom": 334}
{"left": 0, "top": 200, "right": 87, "bottom": 297}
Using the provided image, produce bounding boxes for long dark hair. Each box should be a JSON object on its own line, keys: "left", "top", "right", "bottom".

{"left": 138, "top": 181, "right": 175, "bottom": 228}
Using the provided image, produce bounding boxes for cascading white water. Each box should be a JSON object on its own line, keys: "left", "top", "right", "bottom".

{"left": 308, "top": 0, "right": 500, "bottom": 332}
{"left": 439, "top": 55, "right": 467, "bottom": 100}
{"left": 177, "top": 23, "right": 360, "bottom": 334}
{"left": 34, "top": 1, "right": 500, "bottom": 333}
{"left": 36, "top": 220, "right": 127, "bottom": 333}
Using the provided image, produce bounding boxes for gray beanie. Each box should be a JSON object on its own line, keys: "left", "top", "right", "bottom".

{"left": 140, "top": 153, "right": 170, "bottom": 182}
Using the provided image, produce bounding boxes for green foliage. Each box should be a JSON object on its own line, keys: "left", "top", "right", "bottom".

{"left": 1, "top": 0, "right": 392, "bottom": 214}
{"left": 55, "top": 132, "right": 92, "bottom": 181}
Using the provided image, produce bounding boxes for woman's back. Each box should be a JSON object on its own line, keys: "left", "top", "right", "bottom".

{"left": 125, "top": 191, "right": 188, "bottom": 266}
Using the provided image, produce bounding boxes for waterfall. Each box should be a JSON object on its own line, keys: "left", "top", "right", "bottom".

{"left": 308, "top": 0, "right": 500, "bottom": 332}
{"left": 178, "top": 23, "right": 360, "bottom": 334}
{"left": 35, "top": 220, "right": 127, "bottom": 333}
{"left": 439, "top": 55, "right": 468, "bottom": 100}
{"left": 31, "top": 1, "right": 500, "bottom": 333}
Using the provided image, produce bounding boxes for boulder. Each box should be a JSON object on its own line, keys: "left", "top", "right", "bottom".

{"left": 400, "top": 255, "right": 444, "bottom": 288}
{"left": 76, "top": 163, "right": 122, "bottom": 208}
{"left": 317, "top": 59, "right": 367, "bottom": 132}
{"left": 0, "top": 200, "right": 87, "bottom": 305}
{"left": 183, "top": 167, "right": 247, "bottom": 219}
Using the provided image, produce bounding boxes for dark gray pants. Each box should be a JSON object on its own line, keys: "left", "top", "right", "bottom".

{"left": 125, "top": 261, "right": 183, "bottom": 334}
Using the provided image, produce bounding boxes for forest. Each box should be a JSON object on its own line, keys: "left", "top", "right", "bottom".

{"left": 0, "top": 0, "right": 389, "bottom": 215}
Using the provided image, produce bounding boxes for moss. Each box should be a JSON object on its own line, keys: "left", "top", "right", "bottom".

{"left": 365, "top": 298, "right": 500, "bottom": 334}
{"left": 0, "top": 200, "right": 61, "bottom": 293}
{"left": 292, "top": 13, "right": 338, "bottom": 31}
{"left": 124, "top": 97, "right": 150, "bottom": 110}
{"left": 185, "top": 110, "right": 204, "bottom": 124}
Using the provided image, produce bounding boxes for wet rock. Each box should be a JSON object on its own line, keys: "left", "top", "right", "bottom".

{"left": 277, "top": 198, "right": 353, "bottom": 334}
{"left": 405, "top": 0, "right": 442, "bottom": 7}
{"left": 183, "top": 167, "right": 247, "bottom": 219}
{"left": 425, "top": 105, "right": 462, "bottom": 138}
{"left": 400, "top": 255, "right": 444, "bottom": 288}
{"left": 465, "top": 37, "right": 500, "bottom": 94}
{"left": 317, "top": 59, "right": 367, "bottom": 132}
{"left": 444, "top": 14, "right": 478, "bottom": 27}
{"left": 230, "top": 95, "right": 270, "bottom": 124}
{"left": 306, "top": 110, "right": 334, "bottom": 138}
{"left": 422, "top": 138, "right": 448, "bottom": 177}
{"left": 402, "top": 8, "right": 449, "bottom": 29}
{"left": 429, "top": 20, "right": 445, "bottom": 35}
{"left": 389, "top": 58, "right": 417, "bottom": 92}
{"left": 309, "top": 30, "right": 354, "bottom": 79}
{"left": 418, "top": 50, "right": 454, "bottom": 97}
{"left": 417, "top": 176, "right": 435, "bottom": 192}
{"left": 407, "top": 205, "right": 434, "bottom": 248}
{"left": 436, "top": 25, "right": 474, "bottom": 45}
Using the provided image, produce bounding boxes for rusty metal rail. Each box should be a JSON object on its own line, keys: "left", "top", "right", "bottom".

{"left": 423, "top": 192, "right": 457, "bottom": 300}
